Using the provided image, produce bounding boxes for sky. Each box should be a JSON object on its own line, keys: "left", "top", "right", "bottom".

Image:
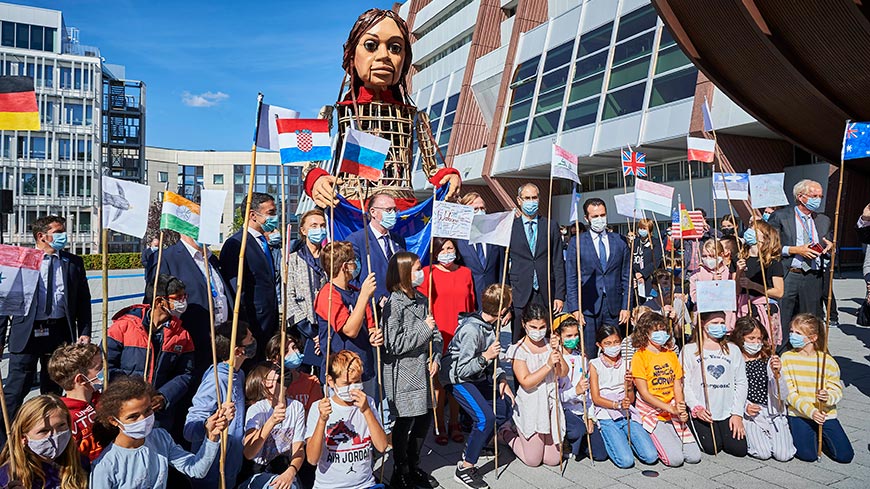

{"left": 11, "top": 0, "right": 397, "bottom": 150}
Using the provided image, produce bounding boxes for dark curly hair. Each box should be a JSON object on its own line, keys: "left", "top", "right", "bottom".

{"left": 342, "top": 8, "right": 413, "bottom": 103}
{"left": 95, "top": 375, "right": 155, "bottom": 438}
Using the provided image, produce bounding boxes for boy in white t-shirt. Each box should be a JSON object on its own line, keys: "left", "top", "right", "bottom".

{"left": 305, "top": 350, "right": 388, "bottom": 489}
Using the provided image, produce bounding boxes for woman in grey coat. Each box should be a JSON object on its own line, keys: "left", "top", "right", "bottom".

{"left": 382, "top": 251, "right": 442, "bottom": 489}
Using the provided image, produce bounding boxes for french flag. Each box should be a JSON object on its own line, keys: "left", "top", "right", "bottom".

{"left": 339, "top": 127, "right": 391, "bottom": 182}
{"left": 276, "top": 118, "right": 331, "bottom": 163}
{"left": 687, "top": 136, "right": 716, "bottom": 163}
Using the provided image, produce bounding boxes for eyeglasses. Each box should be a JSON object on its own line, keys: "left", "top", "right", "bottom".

{"left": 371, "top": 206, "right": 397, "bottom": 213}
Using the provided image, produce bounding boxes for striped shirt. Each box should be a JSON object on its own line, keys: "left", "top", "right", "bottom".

{"left": 781, "top": 351, "right": 843, "bottom": 419}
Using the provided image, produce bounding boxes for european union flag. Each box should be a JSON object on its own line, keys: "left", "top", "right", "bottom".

{"left": 328, "top": 185, "right": 451, "bottom": 265}
{"left": 844, "top": 122, "right": 870, "bottom": 160}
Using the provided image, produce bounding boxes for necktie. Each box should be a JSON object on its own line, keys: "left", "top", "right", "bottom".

{"left": 475, "top": 243, "right": 486, "bottom": 266}
{"left": 598, "top": 234, "right": 608, "bottom": 271}
{"left": 527, "top": 221, "right": 539, "bottom": 290}
{"left": 801, "top": 215, "right": 814, "bottom": 271}
{"left": 258, "top": 235, "right": 274, "bottom": 274}
{"left": 381, "top": 235, "right": 393, "bottom": 261}
{"left": 44, "top": 255, "right": 55, "bottom": 316}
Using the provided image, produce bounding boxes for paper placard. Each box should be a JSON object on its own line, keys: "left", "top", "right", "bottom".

{"left": 431, "top": 200, "right": 474, "bottom": 240}
{"left": 552, "top": 144, "right": 580, "bottom": 184}
{"left": 614, "top": 192, "right": 643, "bottom": 219}
{"left": 695, "top": 280, "right": 737, "bottom": 313}
{"left": 197, "top": 189, "right": 227, "bottom": 245}
{"left": 712, "top": 172, "right": 749, "bottom": 201}
{"left": 749, "top": 173, "right": 789, "bottom": 209}
{"left": 469, "top": 211, "right": 514, "bottom": 247}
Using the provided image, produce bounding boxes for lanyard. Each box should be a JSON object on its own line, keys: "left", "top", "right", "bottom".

{"left": 795, "top": 208, "right": 817, "bottom": 244}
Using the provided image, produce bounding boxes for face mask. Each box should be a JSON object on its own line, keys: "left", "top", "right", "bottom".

{"left": 150, "top": 246, "right": 158, "bottom": 252}
{"left": 649, "top": 288, "right": 658, "bottom": 298}
{"left": 743, "top": 342, "right": 763, "bottom": 355}
{"left": 789, "top": 332, "right": 807, "bottom": 349}
{"left": 473, "top": 209, "right": 485, "bottom": 216}
{"left": 702, "top": 257, "right": 721, "bottom": 270}
{"left": 379, "top": 210, "right": 397, "bottom": 230}
{"left": 526, "top": 328, "right": 546, "bottom": 342}
{"left": 348, "top": 258, "right": 361, "bottom": 279}
{"left": 260, "top": 215, "right": 279, "bottom": 232}
{"left": 563, "top": 337, "right": 579, "bottom": 350}
{"left": 721, "top": 227, "right": 735, "bottom": 237}
{"left": 169, "top": 299, "right": 187, "bottom": 317}
{"left": 762, "top": 212, "right": 771, "bottom": 222}
{"left": 284, "top": 350, "right": 304, "bottom": 370}
{"left": 560, "top": 229, "right": 568, "bottom": 236}
{"left": 115, "top": 413, "right": 155, "bottom": 440}
{"left": 650, "top": 330, "right": 670, "bottom": 346}
{"left": 49, "top": 232, "right": 67, "bottom": 251}
{"left": 603, "top": 345, "right": 621, "bottom": 358}
{"left": 706, "top": 323, "right": 727, "bottom": 339}
{"left": 85, "top": 371, "right": 104, "bottom": 392}
{"left": 638, "top": 229, "right": 649, "bottom": 238}
{"left": 242, "top": 338, "right": 258, "bottom": 359}
{"left": 589, "top": 216, "right": 607, "bottom": 233}
{"left": 27, "top": 429, "right": 71, "bottom": 460}
{"left": 743, "top": 228, "right": 757, "bottom": 246}
{"left": 335, "top": 383, "right": 364, "bottom": 403}
{"left": 411, "top": 269, "right": 424, "bottom": 287}
{"left": 268, "top": 233, "right": 282, "bottom": 246}
{"left": 521, "top": 200, "right": 538, "bottom": 216}
{"left": 437, "top": 252, "right": 456, "bottom": 265}
{"left": 804, "top": 196, "right": 822, "bottom": 212}
{"left": 307, "top": 228, "right": 327, "bottom": 245}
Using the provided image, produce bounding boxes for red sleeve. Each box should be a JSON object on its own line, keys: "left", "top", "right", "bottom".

{"left": 428, "top": 167, "right": 460, "bottom": 188}
{"left": 465, "top": 269, "right": 476, "bottom": 311}
{"left": 314, "top": 285, "right": 351, "bottom": 333}
{"left": 303, "top": 167, "right": 329, "bottom": 198}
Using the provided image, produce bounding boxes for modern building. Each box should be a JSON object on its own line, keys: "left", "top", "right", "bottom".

{"left": 0, "top": 2, "right": 104, "bottom": 254}
{"left": 398, "top": 0, "right": 836, "bottom": 234}
{"left": 144, "top": 146, "right": 302, "bottom": 248}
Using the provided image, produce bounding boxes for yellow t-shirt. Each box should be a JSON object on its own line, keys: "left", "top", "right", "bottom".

{"left": 632, "top": 348, "right": 683, "bottom": 420}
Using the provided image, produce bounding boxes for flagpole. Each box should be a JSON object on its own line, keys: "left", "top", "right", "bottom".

{"left": 0, "top": 343, "right": 13, "bottom": 475}
{"left": 324, "top": 129, "right": 342, "bottom": 397}
{"left": 494, "top": 242, "right": 510, "bottom": 480}
{"left": 818, "top": 121, "right": 849, "bottom": 456}
{"left": 143, "top": 229, "right": 165, "bottom": 382}
{"left": 100, "top": 224, "right": 109, "bottom": 385}
{"left": 619, "top": 149, "right": 635, "bottom": 444}
{"left": 201, "top": 242, "right": 225, "bottom": 489}
{"left": 427, "top": 185, "right": 440, "bottom": 437}
{"left": 571, "top": 197, "right": 593, "bottom": 468}
{"left": 278, "top": 162, "right": 288, "bottom": 395}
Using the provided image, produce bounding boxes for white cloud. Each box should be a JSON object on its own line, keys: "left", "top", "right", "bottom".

{"left": 182, "top": 91, "right": 229, "bottom": 107}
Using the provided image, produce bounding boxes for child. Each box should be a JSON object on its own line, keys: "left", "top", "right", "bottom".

{"left": 736, "top": 222, "right": 784, "bottom": 346}
{"left": 631, "top": 312, "right": 701, "bottom": 466}
{"left": 382, "top": 252, "right": 442, "bottom": 489}
{"left": 107, "top": 273, "right": 195, "bottom": 431}
{"left": 265, "top": 332, "right": 323, "bottom": 412}
{"left": 305, "top": 350, "right": 388, "bottom": 489}
{"left": 441, "top": 284, "right": 514, "bottom": 489}
{"left": 730, "top": 316, "right": 795, "bottom": 461}
{"left": 47, "top": 343, "right": 104, "bottom": 462}
{"left": 644, "top": 269, "right": 691, "bottom": 342}
{"left": 92, "top": 376, "right": 231, "bottom": 488}
{"left": 554, "top": 314, "right": 606, "bottom": 462}
{"left": 184, "top": 321, "right": 257, "bottom": 488}
{"left": 689, "top": 239, "right": 736, "bottom": 330}
{"left": 782, "top": 313, "right": 853, "bottom": 463}
{"left": 0, "top": 395, "right": 87, "bottom": 489}
{"left": 681, "top": 311, "right": 748, "bottom": 457}
{"left": 589, "top": 325, "right": 658, "bottom": 468}
{"left": 240, "top": 364, "right": 307, "bottom": 489}
{"left": 500, "top": 304, "right": 568, "bottom": 467}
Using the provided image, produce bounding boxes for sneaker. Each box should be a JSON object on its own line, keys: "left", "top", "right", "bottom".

{"left": 410, "top": 467, "right": 439, "bottom": 488}
{"left": 390, "top": 470, "right": 413, "bottom": 489}
{"left": 454, "top": 462, "right": 489, "bottom": 489}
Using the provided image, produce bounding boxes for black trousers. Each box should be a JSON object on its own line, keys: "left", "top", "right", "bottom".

{"left": 392, "top": 413, "right": 431, "bottom": 474}
{"left": 689, "top": 417, "right": 748, "bottom": 457}
{"left": 778, "top": 270, "right": 823, "bottom": 353}
{"left": 3, "top": 319, "right": 69, "bottom": 423}
{"left": 512, "top": 288, "right": 546, "bottom": 343}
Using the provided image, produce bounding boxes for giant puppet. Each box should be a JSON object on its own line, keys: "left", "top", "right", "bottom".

{"left": 302, "top": 8, "right": 461, "bottom": 209}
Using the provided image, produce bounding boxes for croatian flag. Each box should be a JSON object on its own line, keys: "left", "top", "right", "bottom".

{"left": 276, "top": 118, "right": 331, "bottom": 164}
{"left": 339, "top": 127, "right": 391, "bottom": 182}
{"left": 687, "top": 136, "right": 716, "bottom": 162}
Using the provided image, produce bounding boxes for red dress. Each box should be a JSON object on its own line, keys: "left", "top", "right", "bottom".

{"left": 418, "top": 265, "right": 476, "bottom": 353}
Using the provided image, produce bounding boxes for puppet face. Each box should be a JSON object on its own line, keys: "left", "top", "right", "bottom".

{"left": 353, "top": 16, "right": 406, "bottom": 90}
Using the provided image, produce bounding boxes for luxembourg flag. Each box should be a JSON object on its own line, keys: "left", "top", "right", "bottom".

{"left": 339, "top": 127, "right": 391, "bottom": 182}
{"left": 687, "top": 136, "right": 716, "bottom": 162}
{"left": 276, "top": 118, "right": 331, "bottom": 164}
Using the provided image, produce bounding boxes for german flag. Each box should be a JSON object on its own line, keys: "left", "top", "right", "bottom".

{"left": 0, "top": 76, "right": 39, "bottom": 131}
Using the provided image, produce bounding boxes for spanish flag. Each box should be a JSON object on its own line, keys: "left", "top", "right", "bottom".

{"left": 0, "top": 76, "right": 39, "bottom": 131}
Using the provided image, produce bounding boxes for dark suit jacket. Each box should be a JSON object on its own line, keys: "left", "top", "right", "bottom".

{"left": 768, "top": 206, "right": 832, "bottom": 276}
{"left": 858, "top": 222, "right": 870, "bottom": 244}
{"left": 147, "top": 241, "right": 234, "bottom": 374}
{"left": 219, "top": 230, "right": 279, "bottom": 344}
{"left": 1, "top": 250, "right": 91, "bottom": 353}
{"left": 565, "top": 231, "right": 631, "bottom": 317}
{"left": 141, "top": 246, "right": 156, "bottom": 268}
{"left": 348, "top": 226, "right": 406, "bottom": 302}
{"left": 457, "top": 239, "right": 505, "bottom": 309}
{"left": 507, "top": 216, "right": 566, "bottom": 308}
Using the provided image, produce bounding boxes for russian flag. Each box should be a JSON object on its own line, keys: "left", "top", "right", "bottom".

{"left": 276, "top": 118, "right": 331, "bottom": 163}
{"left": 339, "top": 127, "right": 391, "bottom": 182}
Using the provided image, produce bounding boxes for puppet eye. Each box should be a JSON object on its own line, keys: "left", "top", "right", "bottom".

{"left": 388, "top": 43, "right": 403, "bottom": 55}
{"left": 363, "top": 40, "right": 378, "bottom": 52}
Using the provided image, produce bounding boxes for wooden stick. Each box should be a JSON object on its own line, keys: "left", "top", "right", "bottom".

{"left": 0, "top": 336, "right": 12, "bottom": 473}
{"left": 279, "top": 163, "right": 289, "bottom": 392}
{"left": 101, "top": 226, "right": 109, "bottom": 384}
{"left": 695, "top": 317, "right": 718, "bottom": 455}
{"left": 569, "top": 196, "right": 593, "bottom": 467}
{"left": 324, "top": 199, "right": 335, "bottom": 395}
{"left": 494, "top": 243, "right": 511, "bottom": 479}
{"left": 545, "top": 171, "right": 568, "bottom": 472}
{"left": 201, "top": 243, "right": 225, "bottom": 489}
{"left": 143, "top": 230, "right": 164, "bottom": 382}
{"left": 427, "top": 185, "right": 440, "bottom": 436}
{"left": 818, "top": 124, "right": 848, "bottom": 455}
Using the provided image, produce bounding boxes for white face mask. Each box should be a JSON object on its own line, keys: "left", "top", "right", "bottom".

{"left": 589, "top": 216, "right": 607, "bottom": 233}
{"left": 702, "top": 257, "right": 721, "bottom": 270}
{"left": 169, "top": 298, "right": 187, "bottom": 317}
{"left": 334, "top": 383, "right": 363, "bottom": 403}
{"left": 743, "top": 342, "right": 763, "bottom": 355}
{"left": 526, "top": 328, "right": 546, "bottom": 342}
{"left": 411, "top": 269, "right": 424, "bottom": 287}
{"left": 603, "top": 345, "right": 621, "bottom": 358}
{"left": 115, "top": 413, "right": 155, "bottom": 440}
{"left": 27, "top": 429, "right": 71, "bottom": 460}
{"left": 438, "top": 252, "right": 456, "bottom": 265}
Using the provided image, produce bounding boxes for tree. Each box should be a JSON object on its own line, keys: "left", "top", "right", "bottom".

{"left": 146, "top": 199, "right": 179, "bottom": 248}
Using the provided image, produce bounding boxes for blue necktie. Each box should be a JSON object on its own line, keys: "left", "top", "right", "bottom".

{"left": 598, "top": 234, "right": 608, "bottom": 271}
{"left": 258, "top": 235, "right": 274, "bottom": 274}
{"left": 527, "top": 221, "right": 539, "bottom": 290}
{"left": 475, "top": 243, "right": 486, "bottom": 266}
{"left": 381, "top": 235, "right": 393, "bottom": 261}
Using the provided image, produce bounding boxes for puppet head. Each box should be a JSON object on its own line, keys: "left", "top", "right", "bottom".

{"left": 342, "top": 8, "right": 412, "bottom": 101}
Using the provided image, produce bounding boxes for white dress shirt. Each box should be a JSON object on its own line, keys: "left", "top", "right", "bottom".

{"left": 35, "top": 250, "right": 65, "bottom": 321}
{"left": 182, "top": 240, "right": 229, "bottom": 324}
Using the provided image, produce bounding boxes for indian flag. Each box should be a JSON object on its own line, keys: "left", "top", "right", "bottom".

{"left": 161, "top": 191, "right": 200, "bottom": 239}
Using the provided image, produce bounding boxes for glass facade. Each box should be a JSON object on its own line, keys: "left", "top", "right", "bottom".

{"left": 232, "top": 164, "right": 302, "bottom": 216}
{"left": 1, "top": 21, "right": 55, "bottom": 52}
{"left": 579, "top": 158, "right": 713, "bottom": 192}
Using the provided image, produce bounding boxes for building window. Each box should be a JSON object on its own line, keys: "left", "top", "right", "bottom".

{"left": 608, "top": 57, "right": 651, "bottom": 90}
{"left": 415, "top": 31, "right": 473, "bottom": 72}
{"left": 30, "top": 25, "right": 43, "bottom": 51}
{"left": 15, "top": 23, "right": 28, "bottom": 49}
{"left": 158, "top": 191, "right": 164, "bottom": 201}
{"left": 158, "top": 171, "right": 168, "bottom": 183}
{"left": 179, "top": 166, "right": 204, "bottom": 202}
{"left": 562, "top": 98, "right": 599, "bottom": 131}
{"left": 615, "top": 5, "right": 657, "bottom": 42}
{"left": 502, "top": 55, "right": 540, "bottom": 146}
{"left": 602, "top": 83, "right": 646, "bottom": 120}
{"left": 76, "top": 175, "right": 91, "bottom": 197}
{"left": 22, "top": 173, "right": 37, "bottom": 195}
{"left": 213, "top": 174, "right": 224, "bottom": 185}
{"left": 414, "top": 0, "right": 474, "bottom": 40}
{"left": 1, "top": 22, "right": 13, "bottom": 47}
{"left": 529, "top": 110, "right": 561, "bottom": 140}
{"left": 649, "top": 67, "right": 697, "bottom": 108}
{"left": 578, "top": 22, "right": 613, "bottom": 58}
{"left": 78, "top": 213, "right": 91, "bottom": 233}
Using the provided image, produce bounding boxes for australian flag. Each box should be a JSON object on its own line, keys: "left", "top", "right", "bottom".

{"left": 844, "top": 122, "right": 870, "bottom": 160}
{"left": 328, "top": 185, "right": 451, "bottom": 265}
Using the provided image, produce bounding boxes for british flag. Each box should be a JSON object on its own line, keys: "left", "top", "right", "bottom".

{"left": 622, "top": 149, "right": 646, "bottom": 177}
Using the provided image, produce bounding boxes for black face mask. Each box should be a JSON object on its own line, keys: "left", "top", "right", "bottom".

{"left": 721, "top": 228, "right": 735, "bottom": 237}
{"left": 242, "top": 338, "right": 258, "bottom": 359}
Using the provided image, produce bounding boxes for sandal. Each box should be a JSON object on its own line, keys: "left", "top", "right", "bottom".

{"left": 449, "top": 423, "right": 465, "bottom": 443}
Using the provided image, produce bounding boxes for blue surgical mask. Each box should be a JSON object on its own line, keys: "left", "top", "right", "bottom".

{"left": 521, "top": 200, "right": 538, "bottom": 216}
{"left": 49, "top": 232, "right": 67, "bottom": 251}
{"left": 88, "top": 371, "right": 104, "bottom": 392}
{"left": 762, "top": 212, "right": 771, "bottom": 222}
{"left": 379, "top": 210, "right": 397, "bottom": 230}
{"left": 438, "top": 252, "right": 456, "bottom": 265}
{"left": 267, "top": 233, "right": 281, "bottom": 246}
{"left": 804, "top": 197, "right": 822, "bottom": 212}
{"left": 261, "top": 215, "right": 279, "bottom": 232}
{"left": 789, "top": 332, "right": 807, "bottom": 349}
{"left": 638, "top": 229, "right": 649, "bottom": 238}
{"left": 649, "top": 288, "right": 658, "bottom": 298}
{"left": 707, "top": 323, "right": 727, "bottom": 339}
{"left": 284, "top": 350, "right": 304, "bottom": 370}
{"left": 743, "top": 342, "right": 763, "bottom": 355}
{"left": 650, "top": 330, "right": 670, "bottom": 345}
{"left": 349, "top": 258, "right": 361, "bottom": 279}
{"left": 473, "top": 209, "right": 485, "bottom": 216}
{"left": 743, "top": 228, "right": 757, "bottom": 246}
{"left": 307, "top": 228, "right": 327, "bottom": 245}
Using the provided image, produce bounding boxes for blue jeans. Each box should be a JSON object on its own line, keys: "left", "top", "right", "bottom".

{"left": 788, "top": 416, "right": 853, "bottom": 463}
{"left": 238, "top": 473, "right": 300, "bottom": 489}
{"left": 563, "top": 410, "right": 606, "bottom": 461}
{"left": 446, "top": 381, "right": 510, "bottom": 465}
{"left": 598, "top": 418, "right": 659, "bottom": 468}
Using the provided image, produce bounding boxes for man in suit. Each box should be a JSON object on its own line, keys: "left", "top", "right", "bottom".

{"left": 508, "top": 183, "right": 566, "bottom": 342}
{"left": 769, "top": 179, "right": 832, "bottom": 352}
{"left": 141, "top": 237, "right": 159, "bottom": 269}
{"left": 348, "top": 192, "right": 406, "bottom": 305}
{"left": 456, "top": 192, "right": 505, "bottom": 309}
{"left": 565, "top": 198, "right": 630, "bottom": 359}
{"left": 0, "top": 215, "right": 91, "bottom": 424}
{"left": 220, "top": 192, "right": 280, "bottom": 360}
{"left": 148, "top": 233, "right": 233, "bottom": 380}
